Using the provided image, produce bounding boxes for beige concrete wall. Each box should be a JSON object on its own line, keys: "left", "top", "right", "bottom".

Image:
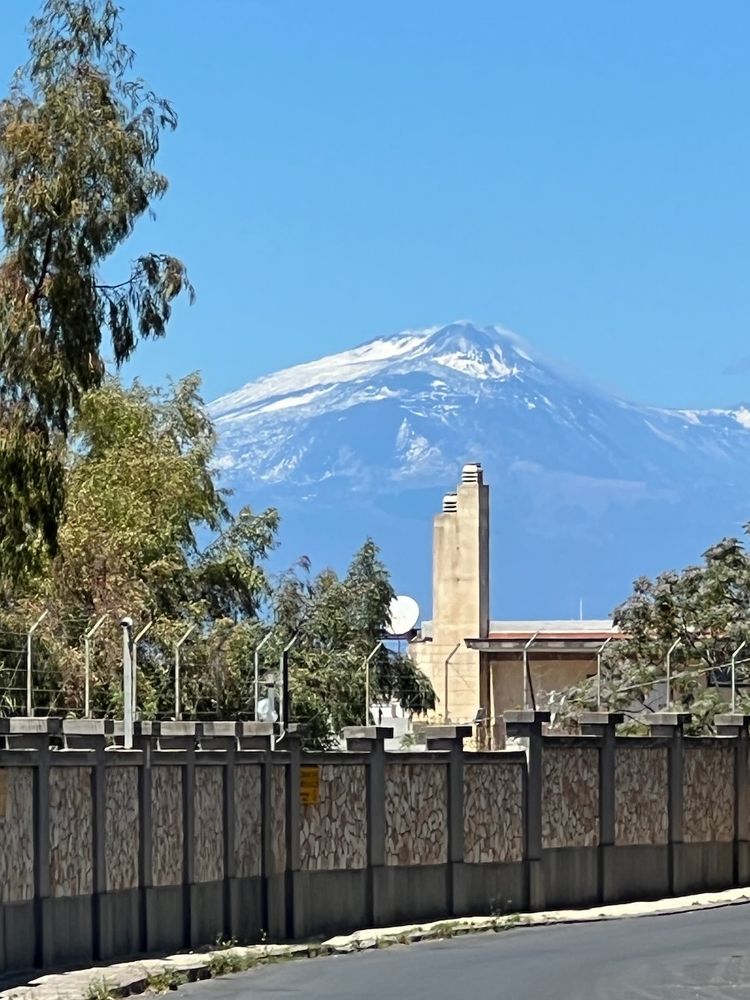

{"left": 541, "top": 747, "right": 599, "bottom": 848}
{"left": 105, "top": 766, "right": 140, "bottom": 891}
{"left": 49, "top": 766, "right": 93, "bottom": 897}
{"left": 194, "top": 766, "right": 224, "bottom": 883}
{"left": 683, "top": 744, "right": 734, "bottom": 843}
{"left": 299, "top": 764, "right": 367, "bottom": 871}
{"left": 614, "top": 746, "right": 668, "bottom": 846}
{"left": 411, "top": 639, "right": 481, "bottom": 724}
{"left": 234, "top": 764, "right": 262, "bottom": 878}
{"left": 463, "top": 762, "right": 524, "bottom": 863}
{"left": 0, "top": 768, "right": 34, "bottom": 902}
{"left": 384, "top": 763, "right": 448, "bottom": 866}
{"left": 491, "top": 656, "right": 595, "bottom": 718}
{"left": 151, "top": 766, "right": 183, "bottom": 887}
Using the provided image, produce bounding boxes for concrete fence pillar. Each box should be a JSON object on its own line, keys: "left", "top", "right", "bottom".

{"left": 182, "top": 729, "right": 198, "bottom": 947}
{"left": 218, "top": 729, "right": 237, "bottom": 940}
{"left": 715, "top": 714, "right": 750, "bottom": 884}
{"left": 135, "top": 727, "right": 153, "bottom": 954}
{"left": 342, "top": 726, "right": 394, "bottom": 927}
{"left": 579, "top": 712, "right": 624, "bottom": 904}
{"left": 90, "top": 736, "right": 107, "bottom": 960}
{"left": 645, "top": 713, "right": 690, "bottom": 896}
{"left": 259, "top": 740, "right": 286, "bottom": 941}
{"left": 276, "top": 726, "right": 304, "bottom": 939}
{"left": 425, "top": 725, "right": 473, "bottom": 915}
{"left": 504, "top": 711, "right": 550, "bottom": 910}
{"left": 30, "top": 724, "right": 54, "bottom": 968}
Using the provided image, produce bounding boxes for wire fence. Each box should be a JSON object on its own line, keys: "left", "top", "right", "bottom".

{"left": 8, "top": 603, "right": 750, "bottom": 727}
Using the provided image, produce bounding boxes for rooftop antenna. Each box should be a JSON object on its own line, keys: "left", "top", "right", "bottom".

{"left": 579, "top": 599, "right": 583, "bottom": 621}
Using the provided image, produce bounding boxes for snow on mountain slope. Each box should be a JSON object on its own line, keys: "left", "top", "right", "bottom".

{"left": 209, "top": 322, "right": 750, "bottom": 618}
{"left": 211, "top": 322, "right": 523, "bottom": 420}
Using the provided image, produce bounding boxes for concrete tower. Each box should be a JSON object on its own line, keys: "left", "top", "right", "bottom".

{"left": 412, "top": 463, "right": 490, "bottom": 725}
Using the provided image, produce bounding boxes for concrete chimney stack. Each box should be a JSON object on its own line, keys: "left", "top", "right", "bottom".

{"left": 411, "top": 462, "right": 490, "bottom": 726}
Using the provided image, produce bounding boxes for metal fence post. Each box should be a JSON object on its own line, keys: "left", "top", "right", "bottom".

{"left": 26, "top": 610, "right": 49, "bottom": 716}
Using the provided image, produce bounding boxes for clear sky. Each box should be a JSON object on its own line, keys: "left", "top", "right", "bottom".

{"left": 2, "top": 0, "right": 750, "bottom": 409}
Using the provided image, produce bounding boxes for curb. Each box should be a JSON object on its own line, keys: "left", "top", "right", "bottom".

{"left": 3, "top": 887, "right": 750, "bottom": 1000}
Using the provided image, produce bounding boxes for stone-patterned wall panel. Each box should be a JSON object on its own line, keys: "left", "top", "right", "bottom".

{"left": 0, "top": 768, "right": 34, "bottom": 901}
{"left": 542, "top": 747, "right": 599, "bottom": 849}
{"left": 614, "top": 746, "right": 668, "bottom": 846}
{"left": 194, "top": 766, "right": 224, "bottom": 883}
{"left": 385, "top": 763, "right": 448, "bottom": 866}
{"left": 105, "top": 766, "right": 140, "bottom": 890}
{"left": 49, "top": 767, "right": 93, "bottom": 897}
{"left": 270, "top": 766, "right": 287, "bottom": 874}
{"left": 152, "top": 766, "right": 184, "bottom": 886}
{"left": 463, "top": 763, "right": 524, "bottom": 863}
{"left": 234, "top": 765, "right": 262, "bottom": 878}
{"left": 683, "top": 744, "right": 734, "bottom": 843}
{"left": 300, "top": 764, "right": 367, "bottom": 871}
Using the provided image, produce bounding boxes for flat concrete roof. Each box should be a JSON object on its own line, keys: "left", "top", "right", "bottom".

{"left": 418, "top": 619, "right": 618, "bottom": 643}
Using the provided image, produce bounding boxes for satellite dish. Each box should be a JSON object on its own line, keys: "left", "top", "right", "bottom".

{"left": 387, "top": 596, "right": 420, "bottom": 637}
{"left": 257, "top": 698, "right": 278, "bottom": 723}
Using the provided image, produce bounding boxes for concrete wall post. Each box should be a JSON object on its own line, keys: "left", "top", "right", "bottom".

{"left": 277, "top": 726, "right": 304, "bottom": 940}
{"left": 580, "top": 712, "right": 623, "bottom": 903}
{"left": 343, "top": 726, "right": 393, "bottom": 926}
{"left": 645, "top": 713, "right": 690, "bottom": 896}
{"left": 31, "top": 726, "right": 53, "bottom": 968}
{"left": 90, "top": 736, "right": 108, "bottom": 960}
{"left": 221, "top": 731, "right": 237, "bottom": 940}
{"left": 136, "top": 729, "right": 154, "bottom": 953}
{"left": 504, "top": 711, "right": 550, "bottom": 910}
{"left": 715, "top": 714, "right": 750, "bottom": 883}
{"left": 426, "top": 725, "right": 472, "bottom": 915}
{"left": 182, "top": 728, "right": 197, "bottom": 948}
{"left": 259, "top": 742, "right": 285, "bottom": 940}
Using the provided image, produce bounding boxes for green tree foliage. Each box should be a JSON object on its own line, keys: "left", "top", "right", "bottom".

{"left": 269, "top": 541, "right": 436, "bottom": 748}
{"left": 0, "top": 0, "right": 191, "bottom": 582}
{"left": 0, "top": 378, "right": 434, "bottom": 738}
{"left": 554, "top": 536, "right": 750, "bottom": 733}
{"left": 0, "top": 376, "right": 278, "bottom": 718}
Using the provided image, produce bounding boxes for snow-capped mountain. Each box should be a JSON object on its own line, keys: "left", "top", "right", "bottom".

{"left": 210, "top": 322, "right": 750, "bottom": 618}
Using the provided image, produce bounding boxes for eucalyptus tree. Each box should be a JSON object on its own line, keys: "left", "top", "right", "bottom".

{"left": 0, "top": 0, "right": 191, "bottom": 583}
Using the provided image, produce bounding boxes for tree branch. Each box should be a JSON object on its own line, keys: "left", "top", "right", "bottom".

{"left": 95, "top": 267, "right": 144, "bottom": 292}
{"left": 30, "top": 228, "right": 53, "bottom": 304}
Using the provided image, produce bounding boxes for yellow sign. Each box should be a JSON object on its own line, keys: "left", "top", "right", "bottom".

{"left": 300, "top": 765, "right": 320, "bottom": 806}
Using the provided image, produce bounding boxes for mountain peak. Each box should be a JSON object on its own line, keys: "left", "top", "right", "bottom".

{"left": 209, "top": 321, "right": 533, "bottom": 422}
{"left": 417, "top": 321, "right": 533, "bottom": 380}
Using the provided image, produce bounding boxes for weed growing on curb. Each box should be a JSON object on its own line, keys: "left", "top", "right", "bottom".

{"left": 207, "top": 952, "right": 249, "bottom": 977}
{"left": 146, "top": 969, "right": 187, "bottom": 994}
{"left": 431, "top": 921, "right": 460, "bottom": 939}
{"left": 85, "top": 979, "right": 115, "bottom": 1000}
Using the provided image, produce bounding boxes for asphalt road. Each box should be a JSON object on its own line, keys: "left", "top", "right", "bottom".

{"left": 175, "top": 905, "right": 750, "bottom": 999}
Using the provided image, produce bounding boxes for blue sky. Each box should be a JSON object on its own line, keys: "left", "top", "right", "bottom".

{"left": 2, "top": 0, "right": 750, "bottom": 409}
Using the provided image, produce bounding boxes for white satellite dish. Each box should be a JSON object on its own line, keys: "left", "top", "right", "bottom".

{"left": 387, "top": 595, "right": 420, "bottom": 637}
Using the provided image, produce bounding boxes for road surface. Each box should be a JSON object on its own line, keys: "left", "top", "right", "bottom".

{"left": 176, "top": 905, "right": 750, "bottom": 999}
